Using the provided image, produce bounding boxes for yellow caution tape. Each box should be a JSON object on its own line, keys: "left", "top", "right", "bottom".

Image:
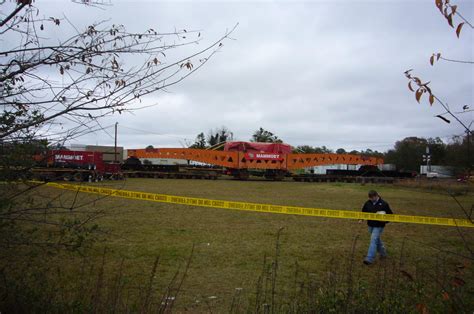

{"left": 40, "top": 182, "right": 474, "bottom": 228}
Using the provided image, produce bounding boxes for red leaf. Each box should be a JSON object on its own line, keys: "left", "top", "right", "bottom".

{"left": 429, "top": 94, "right": 435, "bottom": 106}
{"left": 415, "top": 89, "right": 423, "bottom": 103}
{"left": 435, "top": 0, "right": 443, "bottom": 12}
{"left": 456, "top": 22, "right": 464, "bottom": 38}
{"left": 408, "top": 81, "right": 415, "bottom": 92}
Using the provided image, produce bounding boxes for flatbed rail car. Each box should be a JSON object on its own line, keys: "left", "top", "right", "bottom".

{"left": 121, "top": 156, "right": 221, "bottom": 179}
{"left": 292, "top": 165, "right": 415, "bottom": 184}
{"left": 122, "top": 167, "right": 219, "bottom": 180}
{"left": 128, "top": 142, "right": 384, "bottom": 181}
{"left": 292, "top": 174, "right": 396, "bottom": 184}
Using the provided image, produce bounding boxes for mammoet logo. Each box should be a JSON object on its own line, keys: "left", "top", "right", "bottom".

{"left": 55, "top": 154, "right": 84, "bottom": 161}
{"left": 245, "top": 153, "right": 283, "bottom": 160}
{"left": 256, "top": 154, "right": 280, "bottom": 159}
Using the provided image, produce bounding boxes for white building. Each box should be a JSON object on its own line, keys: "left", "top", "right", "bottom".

{"left": 420, "top": 165, "right": 453, "bottom": 178}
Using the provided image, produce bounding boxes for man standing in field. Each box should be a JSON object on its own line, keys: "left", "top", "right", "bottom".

{"left": 361, "top": 190, "right": 393, "bottom": 265}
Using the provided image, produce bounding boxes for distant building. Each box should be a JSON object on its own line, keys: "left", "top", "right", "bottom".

{"left": 85, "top": 145, "right": 124, "bottom": 163}
{"left": 69, "top": 144, "right": 86, "bottom": 151}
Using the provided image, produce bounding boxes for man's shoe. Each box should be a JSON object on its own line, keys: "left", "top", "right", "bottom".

{"left": 363, "top": 260, "right": 372, "bottom": 265}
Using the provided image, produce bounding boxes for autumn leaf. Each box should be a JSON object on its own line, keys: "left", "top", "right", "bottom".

{"left": 415, "top": 89, "right": 423, "bottom": 103}
{"left": 430, "top": 55, "right": 435, "bottom": 66}
{"left": 447, "top": 13, "right": 454, "bottom": 27}
{"left": 429, "top": 94, "right": 435, "bottom": 106}
{"left": 59, "top": 66, "right": 64, "bottom": 75}
{"left": 437, "top": 53, "right": 441, "bottom": 60}
{"left": 456, "top": 22, "right": 464, "bottom": 38}
{"left": 408, "top": 81, "right": 415, "bottom": 92}
{"left": 451, "top": 4, "right": 457, "bottom": 14}
{"left": 435, "top": 0, "right": 443, "bottom": 12}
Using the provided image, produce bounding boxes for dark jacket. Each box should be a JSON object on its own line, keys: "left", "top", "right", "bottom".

{"left": 362, "top": 198, "right": 393, "bottom": 228}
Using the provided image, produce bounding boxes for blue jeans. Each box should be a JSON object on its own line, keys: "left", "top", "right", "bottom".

{"left": 365, "top": 226, "right": 387, "bottom": 263}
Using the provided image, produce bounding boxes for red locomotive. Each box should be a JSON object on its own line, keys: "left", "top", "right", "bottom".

{"left": 32, "top": 149, "right": 121, "bottom": 182}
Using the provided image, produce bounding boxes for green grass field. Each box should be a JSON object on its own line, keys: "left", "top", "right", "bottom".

{"left": 5, "top": 178, "right": 474, "bottom": 312}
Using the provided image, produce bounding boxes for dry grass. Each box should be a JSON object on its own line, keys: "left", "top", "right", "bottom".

{"left": 4, "top": 178, "right": 474, "bottom": 311}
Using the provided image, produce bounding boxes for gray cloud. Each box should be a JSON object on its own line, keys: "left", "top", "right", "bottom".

{"left": 25, "top": 0, "right": 474, "bottom": 151}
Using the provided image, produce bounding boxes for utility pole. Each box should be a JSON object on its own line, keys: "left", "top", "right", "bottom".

{"left": 114, "top": 122, "right": 118, "bottom": 163}
{"left": 466, "top": 129, "right": 471, "bottom": 177}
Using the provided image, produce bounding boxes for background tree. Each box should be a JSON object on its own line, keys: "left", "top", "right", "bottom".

{"left": 293, "top": 145, "right": 333, "bottom": 154}
{"left": 445, "top": 134, "right": 473, "bottom": 171}
{"left": 293, "top": 145, "right": 316, "bottom": 153}
{"left": 250, "top": 127, "right": 282, "bottom": 143}
{"left": 189, "top": 132, "right": 207, "bottom": 149}
{"left": 385, "top": 137, "right": 427, "bottom": 171}
{"left": 336, "top": 148, "right": 346, "bottom": 154}
{"left": 1, "top": 2, "right": 235, "bottom": 145}
{"left": 207, "top": 126, "right": 233, "bottom": 146}
{"left": 384, "top": 137, "right": 447, "bottom": 172}
{"left": 0, "top": 0, "right": 234, "bottom": 258}
{"left": 359, "top": 148, "right": 385, "bottom": 159}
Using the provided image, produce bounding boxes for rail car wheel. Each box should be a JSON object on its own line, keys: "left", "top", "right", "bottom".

{"left": 234, "top": 170, "right": 249, "bottom": 180}
{"left": 63, "top": 173, "right": 73, "bottom": 181}
{"left": 73, "top": 172, "right": 83, "bottom": 182}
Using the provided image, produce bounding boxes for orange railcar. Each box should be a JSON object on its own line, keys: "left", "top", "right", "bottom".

{"left": 127, "top": 143, "right": 383, "bottom": 180}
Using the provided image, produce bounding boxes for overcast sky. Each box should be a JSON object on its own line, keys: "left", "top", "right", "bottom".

{"left": 13, "top": 0, "right": 474, "bottom": 151}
